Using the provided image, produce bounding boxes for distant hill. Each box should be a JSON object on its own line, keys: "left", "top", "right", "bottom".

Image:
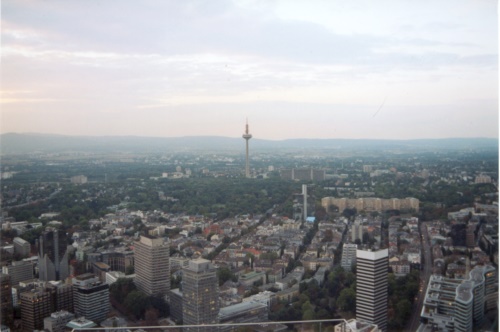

{"left": 0, "top": 133, "right": 498, "bottom": 155}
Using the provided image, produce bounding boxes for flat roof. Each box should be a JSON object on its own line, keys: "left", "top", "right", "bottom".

{"left": 357, "top": 248, "right": 388, "bottom": 260}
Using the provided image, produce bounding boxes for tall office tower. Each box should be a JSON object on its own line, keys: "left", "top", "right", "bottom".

{"left": 183, "top": 258, "right": 220, "bottom": 332}
{"left": 2, "top": 260, "right": 33, "bottom": 285}
{"left": 20, "top": 287, "right": 52, "bottom": 331}
{"left": 302, "top": 184, "right": 308, "bottom": 221}
{"left": 0, "top": 274, "right": 13, "bottom": 327}
{"left": 242, "top": 120, "right": 252, "bottom": 178}
{"left": 38, "top": 227, "right": 69, "bottom": 282}
{"left": 72, "top": 273, "right": 110, "bottom": 323}
{"left": 134, "top": 235, "right": 170, "bottom": 297}
{"left": 356, "top": 249, "right": 388, "bottom": 332}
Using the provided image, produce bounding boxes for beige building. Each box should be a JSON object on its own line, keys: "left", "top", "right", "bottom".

{"left": 134, "top": 236, "right": 170, "bottom": 297}
{"left": 322, "top": 197, "right": 419, "bottom": 213}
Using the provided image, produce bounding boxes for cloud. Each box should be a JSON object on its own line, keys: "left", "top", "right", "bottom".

{"left": 0, "top": 0, "right": 497, "bottom": 139}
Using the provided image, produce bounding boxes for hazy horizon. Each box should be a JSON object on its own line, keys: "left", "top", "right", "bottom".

{"left": 1, "top": 1, "right": 498, "bottom": 140}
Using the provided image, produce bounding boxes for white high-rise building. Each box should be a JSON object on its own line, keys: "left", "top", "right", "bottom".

{"left": 356, "top": 249, "right": 388, "bottom": 332}
{"left": 341, "top": 244, "right": 358, "bottom": 272}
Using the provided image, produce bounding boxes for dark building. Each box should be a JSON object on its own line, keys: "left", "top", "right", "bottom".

{"left": 0, "top": 274, "right": 13, "bottom": 327}
{"left": 46, "top": 281, "right": 74, "bottom": 313}
{"left": 38, "top": 228, "right": 69, "bottom": 282}
{"left": 101, "top": 249, "right": 134, "bottom": 273}
{"left": 72, "top": 273, "right": 110, "bottom": 323}
{"left": 169, "top": 288, "right": 183, "bottom": 323}
{"left": 183, "top": 259, "right": 219, "bottom": 332}
{"left": 20, "top": 287, "right": 52, "bottom": 331}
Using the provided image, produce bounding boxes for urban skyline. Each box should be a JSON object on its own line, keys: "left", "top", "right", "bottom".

{"left": 0, "top": 1, "right": 498, "bottom": 330}
{"left": 1, "top": 1, "right": 497, "bottom": 140}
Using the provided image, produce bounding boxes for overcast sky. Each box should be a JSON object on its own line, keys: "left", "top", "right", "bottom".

{"left": 1, "top": 0, "right": 498, "bottom": 140}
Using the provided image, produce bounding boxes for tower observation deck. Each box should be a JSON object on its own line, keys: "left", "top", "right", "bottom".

{"left": 242, "top": 120, "right": 252, "bottom": 178}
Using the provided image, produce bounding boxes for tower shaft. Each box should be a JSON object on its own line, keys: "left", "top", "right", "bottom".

{"left": 242, "top": 120, "right": 252, "bottom": 178}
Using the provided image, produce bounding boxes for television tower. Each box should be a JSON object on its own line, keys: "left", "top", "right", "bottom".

{"left": 242, "top": 120, "right": 252, "bottom": 178}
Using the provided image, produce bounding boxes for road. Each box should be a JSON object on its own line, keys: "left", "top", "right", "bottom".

{"left": 406, "top": 221, "right": 433, "bottom": 332}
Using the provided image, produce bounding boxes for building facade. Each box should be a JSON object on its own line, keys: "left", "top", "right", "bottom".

{"left": 280, "top": 168, "right": 325, "bottom": 181}
{"left": 322, "top": 197, "right": 419, "bottom": 213}
{"left": 134, "top": 236, "right": 170, "bottom": 297}
{"left": 46, "top": 280, "right": 74, "bottom": 313}
{"left": 13, "top": 237, "right": 30, "bottom": 258}
{"left": 421, "top": 265, "right": 498, "bottom": 331}
{"left": 0, "top": 274, "right": 13, "bottom": 328}
{"left": 341, "top": 244, "right": 358, "bottom": 272}
{"left": 182, "top": 258, "right": 219, "bottom": 332}
{"left": 38, "top": 228, "right": 69, "bottom": 282}
{"left": 43, "top": 310, "right": 75, "bottom": 332}
{"left": 356, "top": 249, "right": 388, "bottom": 332}
{"left": 2, "top": 261, "right": 33, "bottom": 286}
{"left": 169, "top": 288, "right": 183, "bottom": 323}
{"left": 72, "top": 273, "right": 110, "bottom": 323}
{"left": 218, "top": 301, "right": 268, "bottom": 332}
{"left": 20, "top": 288, "right": 52, "bottom": 331}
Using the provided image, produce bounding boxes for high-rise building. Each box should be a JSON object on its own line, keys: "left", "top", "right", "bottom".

{"left": 0, "top": 274, "right": 13, "bottom": 328}
{"left": 182, "top": 258, "right": 219, "bottom": 331}
{"left": 38, "top": 228, "right": 69, "bottom": 282}
{"left": 356, "top": 249, "right": 388, "bottom": 332}
{"left": 420, "top": 265, "right": 498, "bottom": 331}
{"left": 242, "top": 120, "right": 252, "bottom": 178}
{"left": 351, "top": 221, "right": 362, "bottom": 242}
{"left": 2, "top": 261, "right": 33, "bottom": 286}
{"left": 72, "top": 273, "right": 110, "bottom": 323}
{"left": 302, "top": 184, "right": 308, "bottom": 221}
{"left": 20, "top": 287, "right": 52, "bottom": 331}
{"left": 341, "top": 244, "right": 358, "bottom": 272}
{"left": 134, "top": 236, "right": 170, "bottom": 297}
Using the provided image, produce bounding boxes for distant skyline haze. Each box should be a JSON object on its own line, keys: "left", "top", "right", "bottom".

{"left": 1, "top": 0, "right": 497, "bottom": 140}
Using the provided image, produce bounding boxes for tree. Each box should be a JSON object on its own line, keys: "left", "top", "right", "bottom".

{"left": 110, "top": 278, "right": 137, "bottom": 303}
{"left": 125, "top": 265, "right": 135, "bottom": 275}
{"left": 336, "top": 287, "right": 356, "bottom": 312}
{"left": 217, "top": 267, "right": 237, "bottom": 286}
{"left": 302, "top": 309, "right": 316, "bottom": 321}
{"left": 124, "top": 290, "right": 149, "bottom": 319}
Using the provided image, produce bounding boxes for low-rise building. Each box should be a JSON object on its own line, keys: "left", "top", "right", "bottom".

{"left": 218, "top": 301, "right": 268, "bottom": 332}
{"left": 43, "top": 310, "right": 75, "bottom": 332}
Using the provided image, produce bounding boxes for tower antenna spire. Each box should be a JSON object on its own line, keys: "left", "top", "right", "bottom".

{"left": 242, "top": 119, "right": 252, "bottom": 178}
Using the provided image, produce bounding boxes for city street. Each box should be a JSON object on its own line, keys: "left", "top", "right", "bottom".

{"left": 406, "top": 221, "right": 433, "bottom": 331}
